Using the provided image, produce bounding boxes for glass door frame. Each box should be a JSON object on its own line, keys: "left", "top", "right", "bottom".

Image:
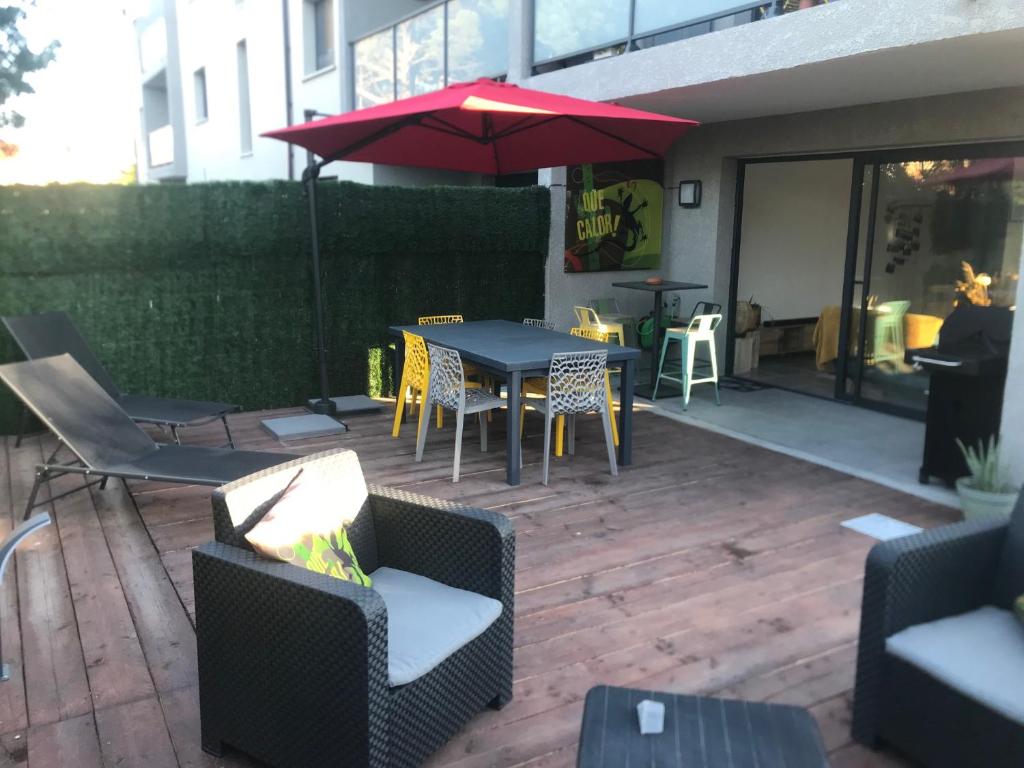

{"left": 727, "top": 140, "right": 1024, "bottom": 420}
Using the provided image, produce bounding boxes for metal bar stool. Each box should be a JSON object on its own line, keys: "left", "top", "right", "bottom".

{"left": 652, "top": 314, "right": 722, "bottom": 410}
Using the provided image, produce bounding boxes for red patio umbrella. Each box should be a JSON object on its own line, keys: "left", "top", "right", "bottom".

{"left": 263, "top": 78, "right": 697, "bottom": 415}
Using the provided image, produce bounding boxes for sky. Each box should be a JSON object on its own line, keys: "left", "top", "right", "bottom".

{"left": 0, "top": 0, "right": 140, "bottom": 185}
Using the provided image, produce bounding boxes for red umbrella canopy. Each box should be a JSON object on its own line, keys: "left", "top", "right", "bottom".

{"left": 263, "top": 78, "right": 697, "bottom": 175}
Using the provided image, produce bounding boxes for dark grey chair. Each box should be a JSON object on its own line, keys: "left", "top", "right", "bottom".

{"left": 0, "top": 354, "right": 294, "bottom": 519}
{"left": 852, "top": 491, "right": 1024, "bottom": 767}
{"left": 194, "top": 450, "right": 515, "bottom": 768}
{"left": 3, "top": 311, "right": 239, "bottom": 446}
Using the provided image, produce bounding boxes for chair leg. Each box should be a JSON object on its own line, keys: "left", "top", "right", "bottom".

{"left": 604, "top": 373, "right": 619, "bottom": 447}
{"left": 415, "top": 395, "right": 432, "bottom": 462}
{"left": 542, "top": 412, "right": 553, "bottom": 486}
{"left": 437, "top": 404, "right": 444, "bottom": 430}
{"left": 708, "top": 337, "right": 721, "bottom": 406}
{"left": 170, "top": 425, "right": 181, "bottom": 444}
{"left": 519, "top": 403, "right": 527, "bottom": 439}
{"left": 479, "top": 411, "right": 488, "bottom": 452}
{"left": 15, "top": 406, "right": 28, "bottom": 448}
{"left": 652, "top": 333, "right": 671, "bottom": 401}
{"left": 567, "top": 415, "right": 576, "bottom": 456}
{"left": 601, "top": 404, "right": 618, "bottom": 477}
{"left": 23, "top": 470, "right": 45, "bottom": 521}
{"left": 222, "top": 415, "right": 235, "bottom": 448}
{"left": 555, "top": 414, "right": 565, "bottom": 457}
{"left": 391, "top": 371, "right": 410, "bottom": 437}
{"left": 683, "top": 338, "right": 695, "bottom": 411}
{"left": 453, "top": 410, "right": 465, "bottom": 482}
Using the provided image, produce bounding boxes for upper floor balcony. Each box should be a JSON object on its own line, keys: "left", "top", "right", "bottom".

{"left": 524, "top": 0, "right": 1024, "bottom": 125}
{"left": 532, "top": 0, "right": 829, "bottom": 74}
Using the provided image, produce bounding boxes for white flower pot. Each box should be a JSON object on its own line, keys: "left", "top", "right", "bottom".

{"left": 955, "top": 478, "right": 1018, "bottom": 522}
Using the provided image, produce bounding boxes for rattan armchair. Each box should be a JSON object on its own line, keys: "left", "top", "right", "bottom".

{"left": 852, "top": 491, "right": 1024, "bottom": 767}
{"left": 193, "top": 455, "right": 515, "bottom": 768}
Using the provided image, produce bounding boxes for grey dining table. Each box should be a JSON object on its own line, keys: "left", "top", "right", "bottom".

{"left": 389, "top": 320, "right": 641, "bottom": 486}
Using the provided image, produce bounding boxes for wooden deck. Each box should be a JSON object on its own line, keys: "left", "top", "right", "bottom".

{"left": 0, "top": 401, "right": 956, "bottom": 767}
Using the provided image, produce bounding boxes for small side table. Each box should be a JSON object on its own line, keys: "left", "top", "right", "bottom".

{"left": 577, "top": 686, "right": 830, "bottom": 767}
{"left": 613, "top": 280, "right": 707, "bottom": 398}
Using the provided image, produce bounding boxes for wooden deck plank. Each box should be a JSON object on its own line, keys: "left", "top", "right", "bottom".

{"left": 44, "top": 441, "right": 155, "bottom": 712}
{"left": 2, "top": 403, "right": 954, "bottom": 768}
{"left": 0, "top": 438, "right": 29, "bottom": 737}
{"left": 93, "top": 697, "right": 178, "bottom": 768}
{"left": 7, "top": 436, "right": 92, "bottom": 730}
{"left": 25, "top": 713, "right": 101, "bottom": 768}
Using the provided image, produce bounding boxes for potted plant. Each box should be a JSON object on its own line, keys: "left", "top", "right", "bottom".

{"left": 954, "top": 436, "right": 1019, "bottom": 521}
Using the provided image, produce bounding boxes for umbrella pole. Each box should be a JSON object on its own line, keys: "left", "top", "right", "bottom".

{"left": 302, "top": 153, "right": 338, "bottom": 417}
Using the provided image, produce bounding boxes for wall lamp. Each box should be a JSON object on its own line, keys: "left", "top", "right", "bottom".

{"left": 678, "top": 180, "right": 702, "bottom": 208}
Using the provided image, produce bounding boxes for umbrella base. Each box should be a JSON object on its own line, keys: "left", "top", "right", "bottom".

{"left": 262, "top": 414, "right": 347, "bottom": 441}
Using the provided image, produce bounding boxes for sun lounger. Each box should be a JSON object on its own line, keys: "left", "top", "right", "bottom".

{"left": 0, "top": 354, "right": 294, "bottom": 520}
{"left": 3, "top": 311, "right": 240, "bottom": 446}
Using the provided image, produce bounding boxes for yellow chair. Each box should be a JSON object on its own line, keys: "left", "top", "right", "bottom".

{"left": 520, "top": 326, "right": 620, "bottom": 453}
{"left": 574, "top": 305, "right": 626, "bottom": 346}
{"left": 415, "top": 314, "right": 490, "bottom": 427}
{"left": 417, "top": 314, "right": 465, "bottom": 325}
{"left": 393, "top": 331, "right": 481, "bottom": 439}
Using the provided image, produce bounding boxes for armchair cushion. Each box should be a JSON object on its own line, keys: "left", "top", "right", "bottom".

{"left": 223, "top": 449, "right": 373, "bottom": 585}
{"left": 886, "top": 605, "right": 1024, "bottom": 726}
{"left": 371, "top": 567, "right": 502, "bottom": 686}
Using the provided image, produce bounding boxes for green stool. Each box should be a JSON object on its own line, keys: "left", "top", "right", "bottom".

{"left": 651, "top": 313, "right": 722, "bottom": 410}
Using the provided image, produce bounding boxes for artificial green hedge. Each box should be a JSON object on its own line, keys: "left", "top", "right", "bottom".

{"left": 0, "top": 181, "right": 549, "bottom": 433}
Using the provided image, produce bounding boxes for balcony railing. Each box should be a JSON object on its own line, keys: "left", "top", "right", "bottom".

{"left": 532, "top": 0, "right": 834, "bottom": 74}
{"left": 148, "top": 124, "right": 174, "bottom": 168}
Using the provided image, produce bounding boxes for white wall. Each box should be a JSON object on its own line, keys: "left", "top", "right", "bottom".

{"left": 177, "top": 0, "right": 290, "bottom": 181}
{"left": 1001, "top": 242, "right": 1024, "bottom": 488}
{"left": 737, "top": 159, "right": 852, "bottom": 321}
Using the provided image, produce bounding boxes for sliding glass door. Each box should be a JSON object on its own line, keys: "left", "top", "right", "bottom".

{"left": 840, "top": 152, "right": 1023, "bottom": 416}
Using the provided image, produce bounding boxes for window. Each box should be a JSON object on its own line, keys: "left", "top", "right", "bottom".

{"left": 533, "top": 0, "right": 629, "bottom": 63}
{"left": 395, "top": 4, "right": 443, "bottom": 99}
{"left": 351, "top": 0, "right": 509, "bottom": 109}
{"left": 304, "top": 0, "right": 334, "bottom": 74}
{"left": 633, "top": 0, "right": 758, "bottom": 35}
{"left": 193, "top": 67, "right": 208, "bottom": 122}
{"left": 446, "top": 0, "right": 509, "bottom": 83}
{"left": 354, "top": 28, "right": 394, "bottom": 109}
{"left": 236, "top": 40, "right": 252, "bottom": 154}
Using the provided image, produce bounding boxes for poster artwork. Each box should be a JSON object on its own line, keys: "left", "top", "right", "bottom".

{"left": 564, "top": 159, "right": 664, "bottom": 273}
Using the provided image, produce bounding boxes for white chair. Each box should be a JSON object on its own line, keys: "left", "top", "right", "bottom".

{"left": 574, "top": 305, "right": 626, "bottom": 346}
{"left": 415, "top": 344, "right": 506, "bottom": 482}
{"left": 528, "top": 350, "right": 617, "bottom": 486}
{"left": 652, "top": 313, "right": 722, "bottom": 410}
{"left": 523, "top": 317, "right": 556, "bottom": 330}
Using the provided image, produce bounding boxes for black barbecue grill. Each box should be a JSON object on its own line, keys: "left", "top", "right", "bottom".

{"left": 909, "top": 303, "right": 1014, "bottom": 485}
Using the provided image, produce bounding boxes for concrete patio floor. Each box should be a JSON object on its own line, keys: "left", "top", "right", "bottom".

{"left": 0, "top": 401, "right": 956, "bottom": 767}
{"left": 642, "top": 384, "right": 958, "bottom": 509}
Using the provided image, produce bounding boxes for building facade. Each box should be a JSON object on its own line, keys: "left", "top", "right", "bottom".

{"left": 134, "top": 0, "right": 1024, "bottom": 480}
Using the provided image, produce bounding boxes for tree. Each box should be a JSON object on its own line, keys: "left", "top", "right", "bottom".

{"left": 0, "top": 3, "right": 59, "bottom": 129}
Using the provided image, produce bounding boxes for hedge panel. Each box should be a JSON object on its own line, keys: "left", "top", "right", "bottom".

{"left": 0, "top": 181, "right": 549, "bottom": 433}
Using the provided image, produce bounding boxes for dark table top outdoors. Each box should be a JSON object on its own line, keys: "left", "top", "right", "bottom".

{"left": 389, "top": 320, "right": 640, "bottom": 374}
{"left": 577, "top": 685, "right": 829, "bottom": 768}
{"left": 612, "top": 280, "right": 708, "bottom": 293}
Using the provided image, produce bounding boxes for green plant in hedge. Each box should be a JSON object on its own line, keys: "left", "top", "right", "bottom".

{"left": 0, "top": 181, "right": 549, "bottom": 433}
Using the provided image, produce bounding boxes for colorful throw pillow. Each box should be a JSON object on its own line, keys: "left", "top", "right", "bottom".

{"left": 223, "top": 449, "right": 372, "bottom": 586}
{"left": 1015, "top": 594, "right": 1024, "bottom": 625}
